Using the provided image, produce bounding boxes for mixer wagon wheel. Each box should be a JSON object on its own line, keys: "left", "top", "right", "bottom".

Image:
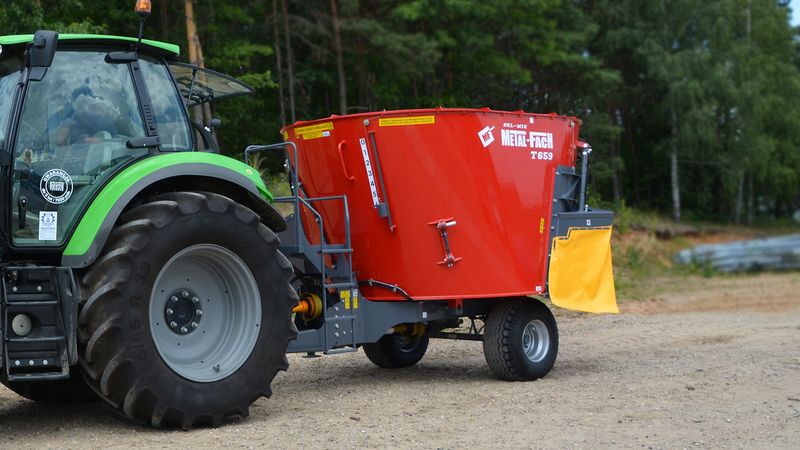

{"left": 363, "top": 333, "right": 429, "bottom": 368}
{"left": 483, "top": 299, "right": 558, "bottom": 381}
{"left": 77, "top": 191, "right": 298, "bottom": 428}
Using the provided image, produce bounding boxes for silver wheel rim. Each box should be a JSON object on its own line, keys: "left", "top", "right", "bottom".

{"left": 149, "top": 244, "right": 261, "bottom": 383}
{"left": 522, "top": 319, "right": 550, "bottom": 363}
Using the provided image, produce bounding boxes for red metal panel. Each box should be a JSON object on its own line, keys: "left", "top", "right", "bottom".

{"left": 283, "top": 108, "right": 581, "bottom": 301}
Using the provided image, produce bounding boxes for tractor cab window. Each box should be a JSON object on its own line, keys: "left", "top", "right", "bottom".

{"left": 11, "top": 50, "right": 147, "bottom": 245}
{"left": 169, "top": 62, "right": 255, "bottom": 106}
{"left": 0, "top": 53, "right": 23, "bottom": 150}
{"left": 139, "top": 55, "right": 192, "bottom": 151}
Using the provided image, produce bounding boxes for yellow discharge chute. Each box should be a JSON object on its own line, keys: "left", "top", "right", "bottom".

{"left": 548, "top": 227, "right": 618, "bottom": 314}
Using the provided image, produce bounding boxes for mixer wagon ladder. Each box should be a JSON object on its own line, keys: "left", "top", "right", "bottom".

{"left": 245, "top": 144, "right": 358, "bottom": 354}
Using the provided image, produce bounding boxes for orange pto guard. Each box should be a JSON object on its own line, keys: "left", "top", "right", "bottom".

{"left": 548, "top": 226, "right": 618, "bottom": 313}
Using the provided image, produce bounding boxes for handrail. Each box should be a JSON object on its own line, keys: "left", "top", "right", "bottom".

{"left": 337, "top": 140, "right": 355, "bottom": 182}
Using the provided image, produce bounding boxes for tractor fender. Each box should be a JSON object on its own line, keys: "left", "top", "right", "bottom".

{"left": 62, "top": 153, "right": 285, "bottom": 268}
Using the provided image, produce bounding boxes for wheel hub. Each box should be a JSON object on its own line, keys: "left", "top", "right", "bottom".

{"left": 150, "top": 244, "right": 262, "bottom": 383}
{"left": 522, "top": 319, "right": 550, "bottom": 363}
{"left": 164, "top": 289, "right": 202, "bottom": 335}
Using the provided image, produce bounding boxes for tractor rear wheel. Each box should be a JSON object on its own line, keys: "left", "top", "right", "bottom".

{"left": 483, "top": 298, "right": 558, "bottom": 381}
{"left": 0, "top": 370, "right": 98, "bottom": 404}
{"left": 363, "top": 333, "right": 429, "bottom": 368}
{"left": 77, "top": 191, "right": 297, "bottom": 428}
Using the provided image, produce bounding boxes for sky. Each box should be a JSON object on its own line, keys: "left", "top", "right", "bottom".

{"left": 792, "top": 0, "right": 799, "bottom": 25}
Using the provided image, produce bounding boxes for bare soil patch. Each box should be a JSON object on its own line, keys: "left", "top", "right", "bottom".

{"left": 1, "top": 272, "right": 798, "bottom": 448}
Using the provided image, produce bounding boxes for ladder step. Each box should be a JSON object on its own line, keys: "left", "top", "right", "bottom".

{"left": 319, "top": 248, "right": 353, "bottom": 254}
{"left": 6, "top": 372, "right": 69, "bottom": 382}
{"left": 5, "top": 293, "right": 56, "bottom": 301}
{"left": 6, "top": 336, "right": 66, "bottom": 344}
{"left": 323, "top": 282, "right": 357, "bottom": 289}
{"left": 4, "top": 300, "right": 59, "bottom": 308}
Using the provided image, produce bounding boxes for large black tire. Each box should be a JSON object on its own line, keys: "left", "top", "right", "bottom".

{"left": 483, "top": 298, "right": 558, "bottom": 381}
{"left": 77, "top": 191, "right": 297, "bottom": 428}
{"left": 0, "top": 370, "right": 98, "bottom": 404}
{"left": 363, "top": 333, "right": 429, "bottom": 368}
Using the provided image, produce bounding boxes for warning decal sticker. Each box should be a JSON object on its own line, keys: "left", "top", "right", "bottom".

{"left": 38, "top": 211, "right": 57, "bottom": 241}
{"left": 378, "top": 116, "right": 435, "bottom": 127}
{"left": 294, "top": 122, "right": 334, "bottom": 140}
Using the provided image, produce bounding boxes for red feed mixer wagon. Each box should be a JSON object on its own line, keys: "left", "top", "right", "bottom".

{"left": 250, "top": 107, "right": 617, "bottom": 379}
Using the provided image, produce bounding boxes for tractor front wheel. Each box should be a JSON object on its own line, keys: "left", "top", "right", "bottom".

{"left": 77, "top": 191, "right": 297, "bottom": 428}
{"left": 483, "top": 298, "right": 558, "bottom": 381}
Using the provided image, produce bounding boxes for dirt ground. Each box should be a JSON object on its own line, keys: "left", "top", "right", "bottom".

{"left": 1, "top": 272, "right": 798, "bottom": 448}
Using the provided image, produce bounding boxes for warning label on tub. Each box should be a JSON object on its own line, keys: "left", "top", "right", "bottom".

{"left": 294, "top": 122, "right": 334, "bottom": 140}
{"left": 378, "top": 116, "right": 435, "bottom": 127}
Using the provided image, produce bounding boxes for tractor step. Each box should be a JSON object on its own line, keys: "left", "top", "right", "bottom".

{"left": 1, "top": 267, "right": 78, "bottom": 382}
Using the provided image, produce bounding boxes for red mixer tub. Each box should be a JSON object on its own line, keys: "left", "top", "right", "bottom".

{"left": 283, "top": 108, "right": 599, "bottom": 303}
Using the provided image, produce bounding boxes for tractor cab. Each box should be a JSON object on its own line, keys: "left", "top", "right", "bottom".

{"left": 0, "top": 32, "right": 252, "bottom": 250}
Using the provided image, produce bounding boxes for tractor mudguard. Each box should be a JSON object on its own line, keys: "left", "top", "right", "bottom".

{"left": 62, "top": 152, "right": 284, "bottom": 268}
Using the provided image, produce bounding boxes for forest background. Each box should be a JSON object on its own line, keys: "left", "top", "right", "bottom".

{"left": 2, "top": 0, "right": 800, "bottom": 224}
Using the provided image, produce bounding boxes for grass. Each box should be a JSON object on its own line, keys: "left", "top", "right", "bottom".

{"left": 248, "top": 153, "right": 294, "bottom": 216}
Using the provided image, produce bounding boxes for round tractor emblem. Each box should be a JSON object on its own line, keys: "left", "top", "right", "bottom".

{"left": 40, "top": 169, "right": 74, "bottom": 204}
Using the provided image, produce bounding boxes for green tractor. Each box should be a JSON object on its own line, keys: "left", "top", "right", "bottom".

{"left": 0, "top": 21, "right": 297, "bottom": 428}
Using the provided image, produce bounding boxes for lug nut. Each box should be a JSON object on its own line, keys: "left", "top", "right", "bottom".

{"left": 170, "top": 321, "right": 178, "bottom": 328}
{"left": 180, "top": 326, "right": 188, "bottom": 333}
{"left": 196, "top": 310, "right": 203, "bottom": 316}
{"left": 166, "top": 308, "right": 174, "bottom": 315}
{"left": 182, "top": 290, "right": 189, "bottom": 298}
{"left": 192, "top": 296, "right": 199, "bottom": 304}
{"left": 191, "top": 322, "right": 198, "bottom": 329}
{"left": 170, "top": 296, "right": 178, "bottom": 303}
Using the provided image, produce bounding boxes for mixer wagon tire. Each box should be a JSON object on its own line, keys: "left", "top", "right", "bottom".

{"left": 77, "top": 191, "right": 298, "bottom": 429}
{"left": 483, "top": 299, "right": 558, "bottom": 381}
{"left": 363, "top": 333, "right": 429, "bottom": 368}
{"left": 0, "top": 370, "right": 98, "bottom": 404}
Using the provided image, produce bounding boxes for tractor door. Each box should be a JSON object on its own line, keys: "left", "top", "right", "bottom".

{"left": 9, "top": 49, "right": 191, "bottom": 246}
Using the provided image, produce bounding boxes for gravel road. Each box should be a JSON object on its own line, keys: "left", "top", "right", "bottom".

{"left": 1, "top": 272, "right": 798, "bottom": 448}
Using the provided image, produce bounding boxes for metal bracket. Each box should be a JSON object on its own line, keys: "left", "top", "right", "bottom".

{"left": 429, "top": 218, "right": 462, "bottom": 268}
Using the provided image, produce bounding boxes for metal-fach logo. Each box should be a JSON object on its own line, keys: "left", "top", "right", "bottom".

{"left": 40, "top": 169, "right": 74, "bottom": 204}
{"left": 478, "top": 125, "right": 495, "bottom": 148}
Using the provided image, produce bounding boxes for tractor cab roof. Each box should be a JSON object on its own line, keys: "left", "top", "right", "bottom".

{"left": 0, "top": 34, "right": 180, "bottom": 57}
{"left": 0, "top": 33, "right": 253, "bottom": 104}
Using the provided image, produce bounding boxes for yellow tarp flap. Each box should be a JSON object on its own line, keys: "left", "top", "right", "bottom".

{"left": 548, "top": 227, "right": 618, "bottom": 313}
